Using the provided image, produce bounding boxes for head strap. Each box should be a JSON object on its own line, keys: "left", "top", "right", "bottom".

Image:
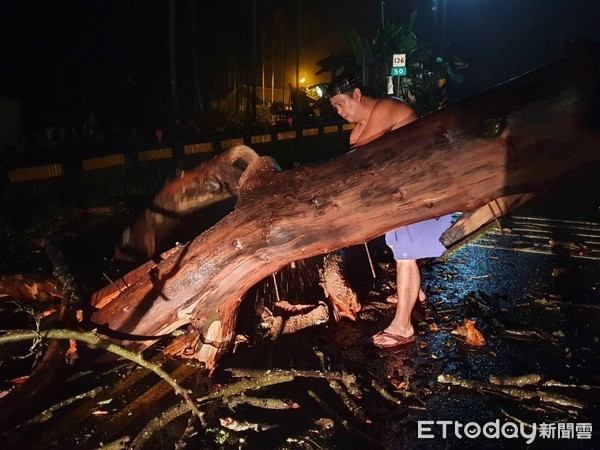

{"left": 326, "top": 75, "right": 360, "bottom": 98}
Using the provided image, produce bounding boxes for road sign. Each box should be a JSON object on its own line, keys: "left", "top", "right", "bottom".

{"left": 392, "top": 53, "right": 406, "bottom": 67}
{"left": 391, "top": 67, "right": 407, "bottom": 77}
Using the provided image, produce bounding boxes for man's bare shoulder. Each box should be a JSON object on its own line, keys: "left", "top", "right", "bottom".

{"left": 375, "top": 97, "right": 414, "bottom": 113}
{"left": 372, "top": 98, "right": 418, "bottom": 127}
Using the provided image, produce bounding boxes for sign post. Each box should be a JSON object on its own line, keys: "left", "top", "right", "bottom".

{"left": 392, "top": 53, "right": 406, "bottom": 67}
{"left": 391, "top": 53, "right": 407, "bottom": 97}
{"left": 391, "top": 53, "right": 407, "bottom": 77}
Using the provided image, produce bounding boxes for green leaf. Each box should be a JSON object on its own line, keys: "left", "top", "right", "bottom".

{"left": 408, "top": 10, "right": 418, "bottom": 31}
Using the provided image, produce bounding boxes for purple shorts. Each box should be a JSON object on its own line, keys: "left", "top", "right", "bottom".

{"left": 385, "top": 214, "right": 454, "bottom": 260}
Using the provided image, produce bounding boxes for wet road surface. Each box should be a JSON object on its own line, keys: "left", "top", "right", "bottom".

{"left": 318, "top": 170, "right": 600, "bottom": 449}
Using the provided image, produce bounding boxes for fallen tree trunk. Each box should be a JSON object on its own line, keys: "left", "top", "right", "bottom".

{"left": 90, "top": 48, "right": 600, "bottom": 369}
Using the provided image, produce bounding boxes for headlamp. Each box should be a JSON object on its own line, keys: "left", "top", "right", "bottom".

{"left": 315, "top": 84, "right": 327, "bottom": 98}
{"left": 314, "top": 76, "right": 360, "bottom": 99}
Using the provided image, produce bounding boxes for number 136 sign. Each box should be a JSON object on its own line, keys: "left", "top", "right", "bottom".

{"left": 392, "top": 54, "right": 406, "bottom": 67}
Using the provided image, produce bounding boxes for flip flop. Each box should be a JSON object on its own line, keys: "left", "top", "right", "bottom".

{"left": 371, "top": 330, "right": 416, "bottom": 349}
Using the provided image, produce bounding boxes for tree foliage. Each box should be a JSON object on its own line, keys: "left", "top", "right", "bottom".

{"left": 316, "top": 10, "right": 466, "bottom": 116}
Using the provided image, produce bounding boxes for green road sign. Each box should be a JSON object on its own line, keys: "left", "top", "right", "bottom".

{"left": 391, "top": 67, "right": 407, "bottom": 77}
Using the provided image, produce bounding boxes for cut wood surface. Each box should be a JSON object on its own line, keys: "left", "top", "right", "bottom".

{"left": 90, "top": 48, "right": 600, "bottom": 369}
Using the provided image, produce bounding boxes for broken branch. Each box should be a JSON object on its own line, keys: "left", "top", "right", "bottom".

{"left": 0, "top": 329, "right": 204, "bottom": 423}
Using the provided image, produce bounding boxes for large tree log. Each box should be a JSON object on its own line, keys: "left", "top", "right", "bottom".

{"left": 90, "top": 48, "right": 600, "bottom": 369}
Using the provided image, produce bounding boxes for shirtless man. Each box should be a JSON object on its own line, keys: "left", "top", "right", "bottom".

{"left": 327, "top": 75, "right": 452, "bottom": 348}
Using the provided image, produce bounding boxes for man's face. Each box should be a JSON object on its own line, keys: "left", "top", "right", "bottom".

{"left": 329, "top": 91, "right": 359, "bottom": 123}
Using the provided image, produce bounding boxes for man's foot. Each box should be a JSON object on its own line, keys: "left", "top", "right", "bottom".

{"left": 371, "top": 330, "right": 416, "bottom": 349}
{"left": 386, "top": 290, "right": 427, "bottom": 305}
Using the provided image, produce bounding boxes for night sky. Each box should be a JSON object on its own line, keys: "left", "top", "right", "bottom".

{"left": 1, "top": 0, "right": 599, "bottom": 137}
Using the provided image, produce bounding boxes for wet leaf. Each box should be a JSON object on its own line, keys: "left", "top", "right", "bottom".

{"left": 393, "top": 380, "right": 409, "bottom": 391}
{"left": 452, "top": 319, "right": 486, "bottom": 346}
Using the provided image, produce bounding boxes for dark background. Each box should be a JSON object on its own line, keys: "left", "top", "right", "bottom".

{"left": 1, "top": 0, "right": 599, "bottom": 142}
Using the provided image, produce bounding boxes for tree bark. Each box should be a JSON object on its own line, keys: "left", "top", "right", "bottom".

{"left": 90, "top": 48, "right": 600, "bottom": 370}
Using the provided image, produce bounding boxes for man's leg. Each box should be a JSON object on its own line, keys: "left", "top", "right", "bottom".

{"left": 386, "top": 288, "right": 426, "bottom": 304}
{"left": 373, "top": 259, "right": 419, "bottom": 346}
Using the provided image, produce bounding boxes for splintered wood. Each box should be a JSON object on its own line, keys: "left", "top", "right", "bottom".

{"left": 319, "top": 252, "right": 361, "bottom": 321}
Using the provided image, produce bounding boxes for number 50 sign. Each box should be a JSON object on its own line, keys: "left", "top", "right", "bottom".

{"left": 392, "top": 54, "right": 406, "bottom": 67}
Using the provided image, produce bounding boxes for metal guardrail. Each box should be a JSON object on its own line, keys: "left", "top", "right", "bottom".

{"left": 472, "top": 215, "right": 600, "bottom": 261}
{"left": 8, "top": 163, "right": 64, "bottom": 183}
{"left": 5, "top": 122, "right": 353, "bottom": 184}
